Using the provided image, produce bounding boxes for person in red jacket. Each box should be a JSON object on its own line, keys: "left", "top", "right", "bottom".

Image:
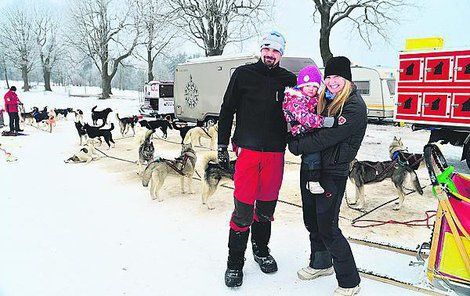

{"left": 4, "top": 86, "right": 23, "bottom": 134}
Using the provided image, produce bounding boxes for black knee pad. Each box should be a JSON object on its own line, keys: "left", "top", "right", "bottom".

{"left": 255, "top": 200, "right": 277, "bottom": 222}
{"left": 231, "top": 198, "right": 254, "bottom": 229}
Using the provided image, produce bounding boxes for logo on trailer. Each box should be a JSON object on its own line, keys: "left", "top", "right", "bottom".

{"left": 463, "top": 98, "right": 470, "bottom": 112}
{"left": 433, "top": 62, "right": 444, "bottom": 75}
{"left": 406, "top": 64, "right": 414, "bottom": 75}
{"left": 184, "top": 75, "right": 199, "bottom": 109}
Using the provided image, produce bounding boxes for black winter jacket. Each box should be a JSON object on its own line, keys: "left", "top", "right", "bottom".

{"left": 218, "top": 59, "right": 297, "bottom": 152}
{"left": 288, "top": 88, "right": 367, "bottom": 176}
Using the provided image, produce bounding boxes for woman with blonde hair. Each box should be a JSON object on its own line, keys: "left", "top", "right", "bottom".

{"left": 288, "top": 56, "right": 367, "bottom": 296}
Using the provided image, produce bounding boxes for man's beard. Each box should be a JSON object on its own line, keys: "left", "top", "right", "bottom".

{"left": 263, "top": 56, "right": 278, "bottom": 68}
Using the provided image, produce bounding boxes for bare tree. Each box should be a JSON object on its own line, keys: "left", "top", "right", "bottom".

{"left": 68, "top": 0, "right": 141, "bottom": 99}
{"left": 168, "top": 0, "right": 272, "bottom": 56}
{"left": 312, "top": 0, "right": 408, "bottom": 65}
{"left": 0, "top": 8, "right": 36, "bottom": 91}
{"left": 135, "top": 0, "right": 177, "bottom": 82}
{"left": 34, "top": 11, "right": 62, "bottom": 91}
{"left": 0, "top": 45, "right": 10, "bottom": 89}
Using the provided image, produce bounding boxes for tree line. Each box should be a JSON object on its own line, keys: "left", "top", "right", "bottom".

{"left": 0, "top": 0, "right": 407, "bottom": 99}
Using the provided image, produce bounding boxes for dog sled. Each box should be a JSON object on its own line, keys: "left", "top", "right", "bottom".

{"left": 423, "top": 143, "right": 470, "bottom": 295}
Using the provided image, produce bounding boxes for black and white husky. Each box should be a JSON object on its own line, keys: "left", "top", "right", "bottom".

{"left": 141, "top": 144, "right": 197, "bottom": 201}
{"left": 137, "top": 129, "right": 155, "bottom": 173}
{"left": 200, "top": 151, "right": 236, "bottom": 210}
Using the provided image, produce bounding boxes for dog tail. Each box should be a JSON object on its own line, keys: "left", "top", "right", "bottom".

{"left": 200, "top": 151, "right": 218, "bottom": 171}
{"left": 92, "top": 105, "right": 97, "bottom": 112}
{"left": 104, "top": 123, "right": 115, "bottom": 131}
{"left": 116, "top": 113, "right": 121, "bottom": 121}
{"left": 140, "top": 129, "right": 154, "bottom": 145}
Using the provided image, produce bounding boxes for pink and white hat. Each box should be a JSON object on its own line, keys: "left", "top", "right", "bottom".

{"left": 297, "top": 65, "right": 322, "bottom": 88}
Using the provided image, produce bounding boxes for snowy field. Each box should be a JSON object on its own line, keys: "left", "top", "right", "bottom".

{"left": 1, "top": 87, "right": 467, "bottom": 296}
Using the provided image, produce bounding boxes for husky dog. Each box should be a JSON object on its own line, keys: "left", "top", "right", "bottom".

{"left": 54, "top": 108, "right": 74, "bottom": 120}
{"left": 83, "top": 123, "right": 115, "bottom": 148}
{"left": 116, "top": 113, "right": 138, "bottom": 136}
{"left": 21, "top": 106, "right": 37, "bottom": 124}
{"left": 348, "top": 158, "right": 424, "bottom": 210}
{"left": 200, "top": 151, "right": 236, "bottom": 210}
{"left": 74, "top": 109, "right": 84, "bottom": 123}
{"left": 183, "top": 123, "right": 218, "bottom": 150}
{"left": 388, "top": 136, "right": 424, "bottom": 170}
{"left": 171, "top": 121, "right": 196, "bottom": 143}
{"left": 137, "top": 129, "right": 155, "bottom": 173}
{"left": 139, "top": 119, "right": 173, "bottom": 139}
{"left": 74, "top": 121, "right": 88, "bottom": 145}
{"left": 33, "top": 107, "right": 49, "bottom": 124}
{"left": 91, "top": 106, "right": 113, "bottom": 125}
{"left": 141, "top": 144, "right": 197, "bottom": 201}
{"left": 64, "top": 143, "right": 100, "bottom": 164}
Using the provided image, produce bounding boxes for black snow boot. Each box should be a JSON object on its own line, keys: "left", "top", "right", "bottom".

{"left": 225, "top": 229, "right": 249, "bottom": 287}
{"left": 251, "top": 220, "right": 278, "bottom": 274}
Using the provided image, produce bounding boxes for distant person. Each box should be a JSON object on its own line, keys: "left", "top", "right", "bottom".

{"left": 3, "top": 86, "right": 23, "bottom": 134}
{"left": 288, "top": 56, "right": 366, "bottom": 296}
{"left": 217, "top": 31, "right": 296, "bottom": 287}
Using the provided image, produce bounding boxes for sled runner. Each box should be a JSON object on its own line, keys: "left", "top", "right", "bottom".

{"left": 1, "top": 131, "right": 28, "bottom": 136}
{"left": 424, "top": 143, "right": 470, "bottom": 294}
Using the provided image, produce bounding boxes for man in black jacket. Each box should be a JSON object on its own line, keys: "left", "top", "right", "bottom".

{"left": 217, "top": 31, "right": 296, "bottom": 287}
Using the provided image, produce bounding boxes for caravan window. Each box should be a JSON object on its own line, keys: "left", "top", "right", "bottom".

{"left": 386, "top": 79, "right": 396, "bottom": 95}
{"left": 354, "top": 81, "right": 370, "bottom": 95}
{"left": 159, "top": 84, "right": 174, "bottom": 98}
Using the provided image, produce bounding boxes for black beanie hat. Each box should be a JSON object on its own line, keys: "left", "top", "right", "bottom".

{"left": 324, "top": 56, "right": 352, "bottom": 81}
{"left": 10, "top": 86, "right": 17, "bottom": 91}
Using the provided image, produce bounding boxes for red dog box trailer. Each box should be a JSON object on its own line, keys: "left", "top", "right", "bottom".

{"left": 394, "top": 47, "right": 470, "bottom": 169}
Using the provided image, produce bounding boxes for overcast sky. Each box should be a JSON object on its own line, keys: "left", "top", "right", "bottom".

{"left": 1, "top": 0, "right": 469, "bottom": 68}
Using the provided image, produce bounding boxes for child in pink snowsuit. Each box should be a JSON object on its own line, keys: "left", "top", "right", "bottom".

{"left": 283, "top": 65, "right": 334, "bottom": 194}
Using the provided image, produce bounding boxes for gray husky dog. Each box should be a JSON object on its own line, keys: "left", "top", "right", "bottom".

{"left": 141, "top": 144, "right": 197, "bottom": 201}
{"left": 348, "top": 157, "right": 423, "bottom": 210}
{"left": 137, "top": 129, "right": 155, "bottom": 173}
{"left": 200, "top": 151, "right": 236, "bottom": 210}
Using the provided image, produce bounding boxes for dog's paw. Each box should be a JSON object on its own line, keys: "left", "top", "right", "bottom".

{"left": 207, "top": 204, "right": 215, "bottom": 210}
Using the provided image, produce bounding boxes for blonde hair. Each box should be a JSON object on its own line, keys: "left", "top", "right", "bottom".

{"left": 317, "top": 79, "right": 352, "bottom": 116}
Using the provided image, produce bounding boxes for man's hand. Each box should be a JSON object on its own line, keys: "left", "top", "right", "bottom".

{"left": 217, "top": 145, "right": 230, "bottom": 168}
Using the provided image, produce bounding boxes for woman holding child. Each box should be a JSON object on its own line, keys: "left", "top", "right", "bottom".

{"left": 285, "top": 56, "right": 367, "bottom": 296}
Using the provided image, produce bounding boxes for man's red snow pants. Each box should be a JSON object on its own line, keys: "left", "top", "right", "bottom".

{"left": 229, "top": 147, "right": 285, "bottom": 232}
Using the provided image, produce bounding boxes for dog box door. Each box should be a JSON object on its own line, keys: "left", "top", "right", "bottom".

{"left": 396, "top": 93, "right": 421, "bottom": 117}
{"left": 451, "top": 94, "right": 470, "bottom": 124}
{"left": 399, "top": 58, "right": 423, "bottom": 82}
{"left": 422, "top": 93, "right": 450, "bottom": 118}
{"left": 455, "top": 55, "right": 470, "bottom": 82}
{"left": 424, "top": 56, "right": 454, "bottom": 82}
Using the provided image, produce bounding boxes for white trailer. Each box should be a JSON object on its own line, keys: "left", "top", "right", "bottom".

{"left": 139, "top": 80, "right": 175, "bottom": 118}
{"left": 174, "top": 54, "right": 316, "bottom": 124}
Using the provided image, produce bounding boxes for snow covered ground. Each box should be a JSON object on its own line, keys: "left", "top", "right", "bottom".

{"left": 1, "top": 87, "right": 465, "bottom": 295}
